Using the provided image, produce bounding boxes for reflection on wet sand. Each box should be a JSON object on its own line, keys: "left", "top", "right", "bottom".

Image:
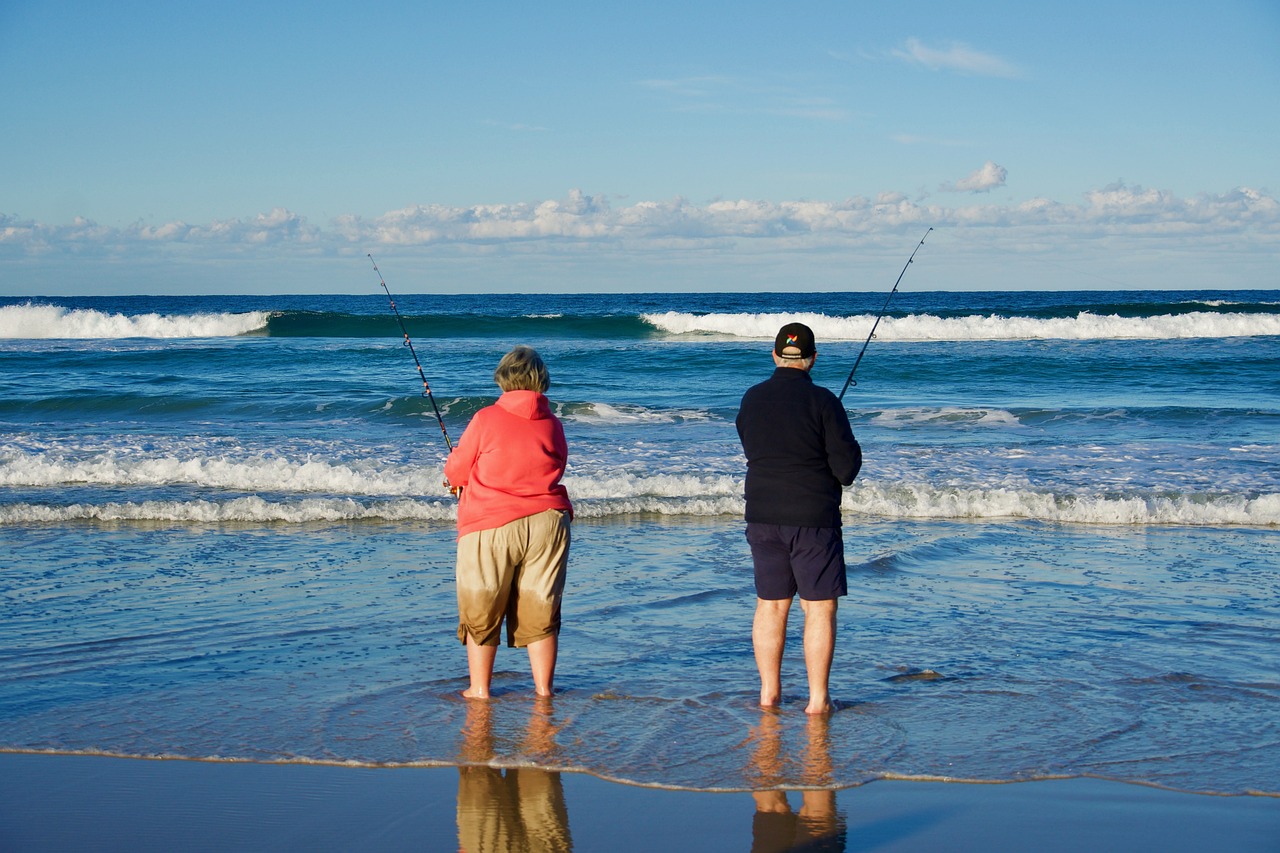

{"left": 748, "top": 710, "right": 847, "bottom": 853}
{"left": 454, "top": 701, "right": 847, "bottom": 852}
{"left": 457, "top": 699, "right": 573, "bottom": 853}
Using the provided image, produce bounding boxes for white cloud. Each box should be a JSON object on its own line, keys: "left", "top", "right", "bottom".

{"left": 941, "top": 161, "right": 1009, "bottom": 193}
{"left": 2, "top": 185, "right": 1276, "bottom": 265}
{"left": 892, "top": 38, "right": 1020, "bottom": 78}
{"left": 188, "top": 208, "right": 320, "bottom": 245}
{"left": 4, "top": 185, "right": 1277, "bottom": 294}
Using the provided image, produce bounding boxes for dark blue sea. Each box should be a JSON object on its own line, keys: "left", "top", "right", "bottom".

{"left": 1, "top": 288, "right": 1277, "bottom": 796}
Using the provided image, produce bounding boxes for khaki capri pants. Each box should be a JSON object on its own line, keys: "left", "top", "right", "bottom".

{"left": 456, "top": 509, "right": 571, "bottom": 648}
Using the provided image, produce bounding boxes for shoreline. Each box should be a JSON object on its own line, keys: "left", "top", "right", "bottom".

{"left": 8, "top": 747, "right": 1279, "bottom": 799}
{"left": 3, "top": 753, "right": 1278, "bottom": 852}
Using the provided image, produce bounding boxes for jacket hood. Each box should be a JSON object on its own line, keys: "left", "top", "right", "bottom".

{"left": 496, "top": 389, "right": 552, "bottom": 420}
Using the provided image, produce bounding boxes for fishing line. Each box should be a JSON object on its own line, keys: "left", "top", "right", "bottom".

{"left": 838, "top": 227, "right": 932, "bottom": 401}
{"left": 368, "top": 254, "right": 453, "bottom": 451}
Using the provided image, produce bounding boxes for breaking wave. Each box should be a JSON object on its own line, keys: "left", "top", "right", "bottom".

{"left": 7, "top": 297, "right": 1279, "bottom": 343}
{"left": 0, "top": 303, "right": 271, "bottom": 339}
{"left": 642, "top": 310, "right": 1280, "bottom": 342}
{"left": 3, "top": 481, "right": 1276, "bottom": 527}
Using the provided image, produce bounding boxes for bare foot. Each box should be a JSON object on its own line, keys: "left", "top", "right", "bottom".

{"left": 461, "top": 688, "right": 490, "bottom": 700}
{"left": 804, "top": 700, "right": 833, "bottom": 715}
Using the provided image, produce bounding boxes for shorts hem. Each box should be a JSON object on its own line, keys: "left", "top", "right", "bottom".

{"left": 508, "top": 627, "right": 559, "bottom": 649}
{"left": 457, "top": 625, "right": 502, "bottom": 647}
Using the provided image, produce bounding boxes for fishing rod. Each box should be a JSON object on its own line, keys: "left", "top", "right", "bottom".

{"left": 838, "top": 227, "right": 932, "bottom": 401}
{"left": 368, "top": 254, "right": 453, "bottom": 451}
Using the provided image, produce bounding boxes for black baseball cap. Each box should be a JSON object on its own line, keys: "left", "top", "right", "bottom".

{"left": 774, "top": 322, "right": 816, "bottom": 359}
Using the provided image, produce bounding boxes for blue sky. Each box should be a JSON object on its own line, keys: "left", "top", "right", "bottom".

{"left": 2, "top": 1, "right": 1277, "bottom": 295}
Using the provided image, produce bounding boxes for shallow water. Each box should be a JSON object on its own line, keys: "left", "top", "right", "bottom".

{"left": 3, "top": 515, "right": 1277, "bottom": 794}
{"left": 1, "top": 289, "right": 1278, "bottom": 796}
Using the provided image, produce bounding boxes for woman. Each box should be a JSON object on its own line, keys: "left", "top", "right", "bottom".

{"left": 443, "top": 345, "right": 573, "bottom": 698}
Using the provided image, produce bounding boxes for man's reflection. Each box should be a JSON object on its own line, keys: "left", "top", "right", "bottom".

{"left": 748, "top": 710, "right": 846, "bottom": 852}
{"left": 457, "top": 698, "right": 572, "bottom": 853}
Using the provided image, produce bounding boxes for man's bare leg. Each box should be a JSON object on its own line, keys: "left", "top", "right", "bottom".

{"left": 526, "top": 634, "right": 558, "bottom": 697}
{"left": 463, "top": 634, "right": 498, "bottom": 699}
{"left": 753, "top": 597, "right": 792, "bottom": 707}
{"left": 798, "top": 714, "right": 839, "bottom": 842}
{"left": 799, "top": 598, "right": 837, "bottom": 714}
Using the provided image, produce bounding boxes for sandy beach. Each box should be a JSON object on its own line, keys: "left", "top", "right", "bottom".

{"left": 3, "top": 752, "right": 1278, "bottom": 852}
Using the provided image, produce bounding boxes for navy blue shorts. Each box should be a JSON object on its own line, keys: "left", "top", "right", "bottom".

{"left": 745, "top": 523, "right": 847, "bottom": 601}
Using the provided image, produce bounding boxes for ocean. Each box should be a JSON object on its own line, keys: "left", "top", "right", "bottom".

{"left": 1, "top": 288, "right": 1277, "bottom": 798}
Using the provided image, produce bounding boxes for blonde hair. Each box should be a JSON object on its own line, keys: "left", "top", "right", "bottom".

{"left": 494, "top": 345, "right": 550, "bottom": 393}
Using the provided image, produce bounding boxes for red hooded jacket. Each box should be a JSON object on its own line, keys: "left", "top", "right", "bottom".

{"left": 443, "top": 390, "right": 573, "bottom": 539}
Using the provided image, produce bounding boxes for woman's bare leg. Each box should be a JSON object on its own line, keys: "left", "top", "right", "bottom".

{"left": 463, "top": 635, "right": 498, "bottom": 699}
{"left": 526, "top": 634, "right": 558, "bottom": 697}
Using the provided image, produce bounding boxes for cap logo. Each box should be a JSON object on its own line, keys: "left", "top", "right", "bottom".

{"left": 785, "top": 334, "right": 799, "bottom": 345}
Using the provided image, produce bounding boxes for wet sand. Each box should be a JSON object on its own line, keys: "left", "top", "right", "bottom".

{"left": 2, "top": 752, "right": 1277, "bottom": 852}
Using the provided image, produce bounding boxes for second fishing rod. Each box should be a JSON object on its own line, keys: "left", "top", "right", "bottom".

{"left": 838, "top": 227, "right": 932, "bottom": 401}
{"left": 368, "top": 254, "right": 454, "bottom": 452}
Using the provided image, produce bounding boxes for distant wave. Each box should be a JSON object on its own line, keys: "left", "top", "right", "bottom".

{"left": 261, "top": 311, "right": 656, "bottom": 340}
{"left": 642, "top": 310, "right": 1280, "bottom": 342}
{"left": 9, "top": 299, "right": 1278, "bottom": 342}
{"left": 0, "top": 304, "right": 271, "bottom": 339}
{"left": 0, "top": 306, "right": 658, "bottom": 341}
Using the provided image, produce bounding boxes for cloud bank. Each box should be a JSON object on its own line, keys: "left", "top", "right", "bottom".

{"left": 3, "top": 185, "right": 1275, "bottom": 263}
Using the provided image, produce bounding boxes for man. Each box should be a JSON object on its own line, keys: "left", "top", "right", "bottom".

{"left": 735, "top": 322, "right": 862, "bottom": 714}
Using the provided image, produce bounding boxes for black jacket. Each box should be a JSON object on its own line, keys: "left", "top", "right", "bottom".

{"left": 735, "top": 367, "right": 862, "bottom": 527}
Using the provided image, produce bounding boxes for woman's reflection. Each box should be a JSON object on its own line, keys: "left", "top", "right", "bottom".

{"left": 457, "top": 698, "right": 572, "bottom": 853}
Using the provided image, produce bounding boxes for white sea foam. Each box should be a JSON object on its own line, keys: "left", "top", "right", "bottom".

{"left": 642, "top": 310, "right": 1280, "bottom": 342}
{"left": 0, "top": 449, "right": 444, "bottom": 495}
{"left": 0, "top": 496, "right": 456, "bottom": 524}
{"left": 0, "top": 303, "right": 271, "bottom": 339}
{"left": 0, "top": 448, "right": 740, "bottom": 507}
{"left": 3, "top": 483, "right": 1276, "bottom": 526}
{"left": 870, "top": 407, "right": 1025, "bottom": 429}
{"left": 5, "top": 436, "right": 1276, "bottom": 526}
{"left": 573, "top": 496, "right": 746, "bottom": 517}
{"left": 563, "top": 471, "right": 741, "bottom": 500}
{"left": 845, "top": 484, "right": 1280, "bottom": 526}
{"left": 564, "top": 402, "right": 713, "bottom": 424}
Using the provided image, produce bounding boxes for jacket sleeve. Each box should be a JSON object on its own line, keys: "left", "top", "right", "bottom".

{"left": 824, "top": 398, "right": 862, "bottom": 486}
{"left": 442, "top": 413, "right": 483, "bottom": 488}
{"left": 554, "top": 419, "right": 569, "bottom": 469}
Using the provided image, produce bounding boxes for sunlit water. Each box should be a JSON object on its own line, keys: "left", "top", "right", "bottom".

{"left": 1, "top": 290, "right": 1278, "bottom": 795}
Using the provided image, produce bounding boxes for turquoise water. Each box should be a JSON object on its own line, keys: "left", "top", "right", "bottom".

{"left": 1, "top": 289, "right": 1277, "bottom": 794}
